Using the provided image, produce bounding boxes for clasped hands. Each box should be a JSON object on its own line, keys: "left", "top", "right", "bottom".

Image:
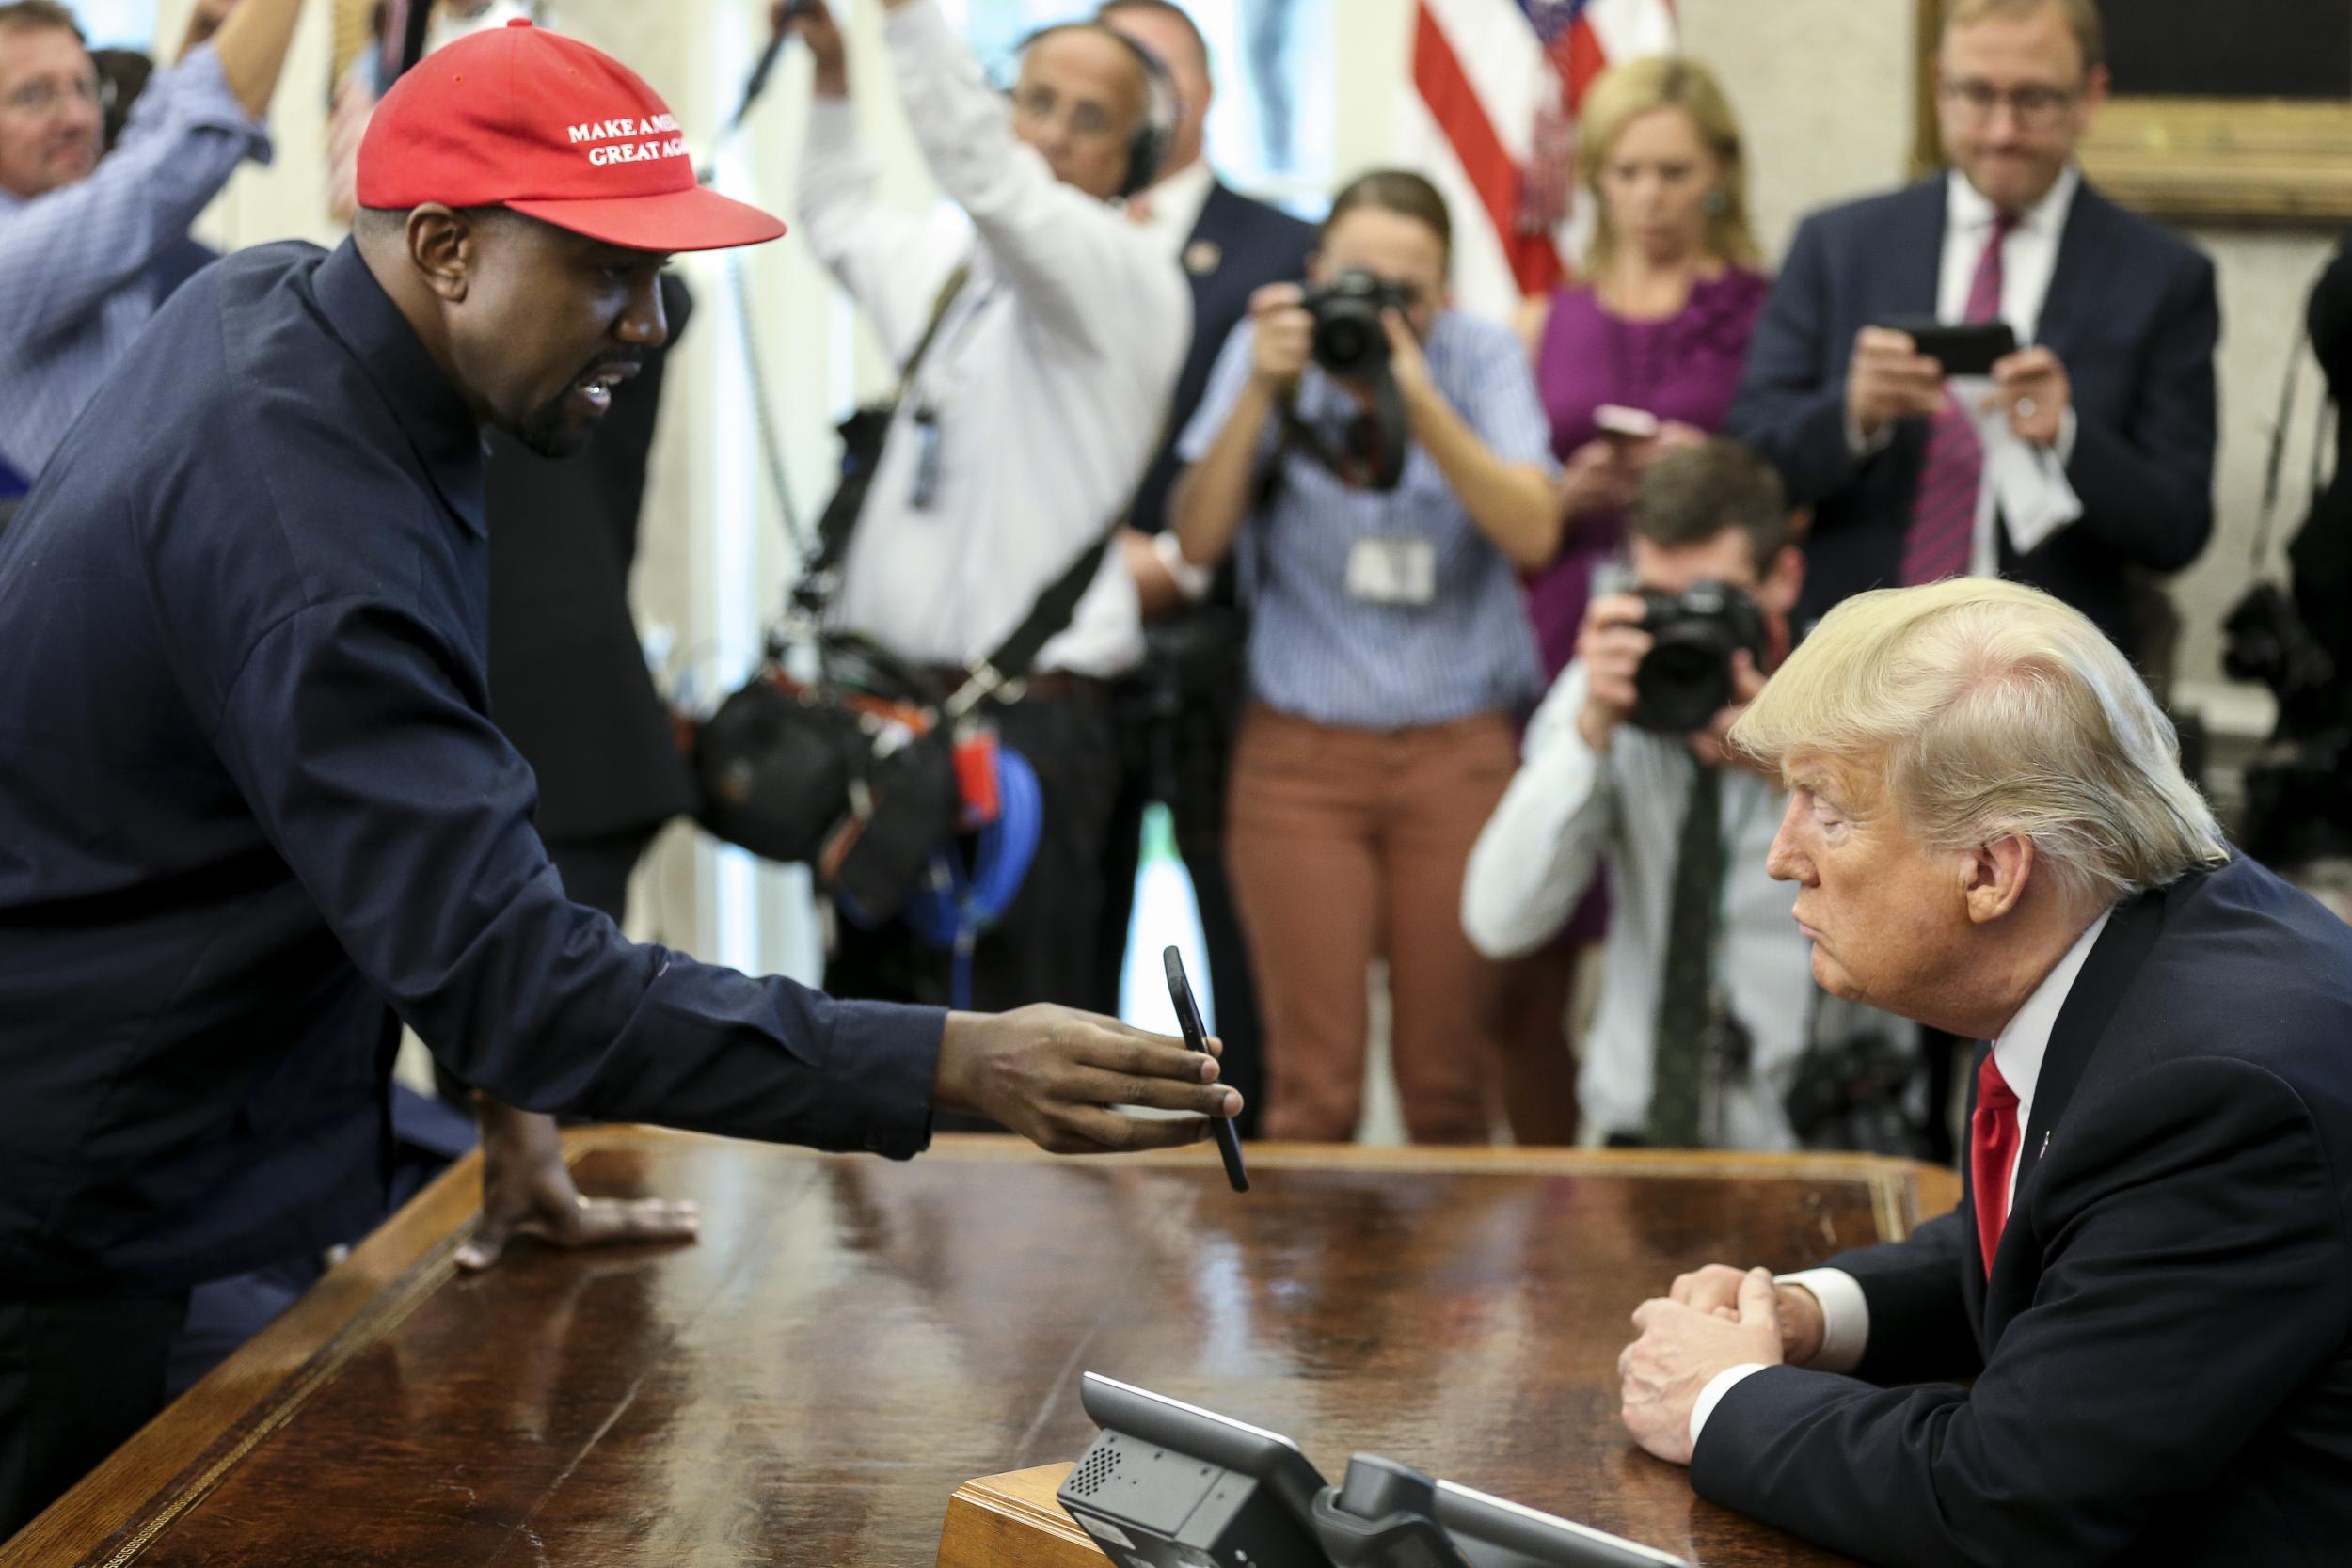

{"left": 1617, "top": 1264, "right": 1826, "bottom": 1466}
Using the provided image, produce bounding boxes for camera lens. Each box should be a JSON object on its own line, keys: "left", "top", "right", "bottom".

{"left": 1632, "top": 633, "right": 1734, "bottom": 734}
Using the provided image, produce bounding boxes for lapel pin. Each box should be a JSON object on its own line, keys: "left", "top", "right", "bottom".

{"left": 1184, "top": 239, "right": 1223, "bottom": 277}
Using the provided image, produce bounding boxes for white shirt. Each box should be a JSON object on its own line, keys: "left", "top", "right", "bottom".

{"left": 1464, "top": 662, "right": 1876, "bottom": 1147}
{"left": 796, "top": 1, "right": 1191, "bottom": 678}
{"left": 1127, "top": 156, "right": 1216, "bottom": 260}
{"left": 1943, "top": 166, "right": 2080, "bottom": 577}
{"left": 1689, "top": 909, "right": 2115, "bottom": 1448}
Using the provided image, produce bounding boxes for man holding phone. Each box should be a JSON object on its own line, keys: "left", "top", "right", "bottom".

{"left": 1726, "top": 0, "right": 2216, "bottom": 659}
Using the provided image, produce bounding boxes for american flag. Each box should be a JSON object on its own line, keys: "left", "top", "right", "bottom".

{"left": 1404, "top": 0, "right": 1678, "bottom": 317}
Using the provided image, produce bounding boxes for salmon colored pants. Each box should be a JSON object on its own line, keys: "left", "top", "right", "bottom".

{"left": 1225, "top": 705, "right": 1517, "bottom": 1144}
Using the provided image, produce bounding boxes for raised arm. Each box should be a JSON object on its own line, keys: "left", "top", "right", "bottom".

{"left": 206, "top": 0, "right": 305, "bottom": 119}
{"left": 874, "top": 0, "right": 1180, "bottom": 356}
{"left": 1172, "top": 301, "right": 1296, "bottom": 570}
{"left": 788, "top": 1, "right": 962, "bottom": 356}
{"left": 1461, "top": 662, "right": 1613, "bottom": 959}
{"left": 1391, "top": 312, "right": 1559, "bottom": 571}
{"left": 0, "top": 44, "right": 269, "bottom": 345}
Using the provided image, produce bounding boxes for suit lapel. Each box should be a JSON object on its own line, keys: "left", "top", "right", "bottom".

{"left": 1893, "top": 176, "right": 1947, "bottom": 317}
{"left": 2031, "top": 179, "right": 2112, "bottom": 360}
{"left": 1960, "top": 1040, "right": 1992, "bottom": 1333}
{"left": 2012, "top": 882, "right": 2165, "bottom": 1193}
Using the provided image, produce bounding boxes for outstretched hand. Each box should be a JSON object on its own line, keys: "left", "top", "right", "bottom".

{"left": 935, "top": 1005, "right": 1242, "bottom": 1155}
{"left": 457, "top": 1098, "right": 700, "bottom": 1272}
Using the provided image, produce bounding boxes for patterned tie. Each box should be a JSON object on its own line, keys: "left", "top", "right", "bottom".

{"left": 1969, "top": 1047, "right": 2022, "bottom": 1276}
{"left": 1646, "top": 759, "right": 1721, "bottom": 1147}
{"left": 1900, "top": 209, "right": 2019, "bottom": 586}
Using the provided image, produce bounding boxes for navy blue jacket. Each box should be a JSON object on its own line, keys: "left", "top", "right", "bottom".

{"left": 1127, "top": 180, "right": 1316, "bottom": 541}
{"left": 0, "top": 240, "right": 943, "bottom": 1297}
{"left": 1694, "top": 857, "right": 2352, "bottom": 1566}
{"left": 1726, "top": 175, "right": 2217, "bottom": 657}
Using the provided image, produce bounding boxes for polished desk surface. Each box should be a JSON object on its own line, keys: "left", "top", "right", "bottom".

{"left": 5, "top": 1132, "right": 1960, "bottom": 1568}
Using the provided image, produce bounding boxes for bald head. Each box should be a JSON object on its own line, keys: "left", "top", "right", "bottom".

{"left": 1009, "top": 24, "right": 1156, "bottom": 202}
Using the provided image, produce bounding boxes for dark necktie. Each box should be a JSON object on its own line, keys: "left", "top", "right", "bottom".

{"left": 1647, "top": 758, "right": 1721, "bottom": 1147}
{"left": 1901, "top": 208, "right": 2019, "bottom": 586}
{"left": 1970, "top": 1047, "right": 2022, "bottom": 1275}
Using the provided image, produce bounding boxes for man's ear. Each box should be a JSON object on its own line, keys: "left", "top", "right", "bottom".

{"left": 1963, "top": 834, "right": 2035, "bottom": 927}
{"left": 406, "top": 204, "right": 475, "bottom": 305}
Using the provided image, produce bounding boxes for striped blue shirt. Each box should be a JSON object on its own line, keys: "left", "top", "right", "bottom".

{"left": 1177, "top": 309, "right": 1550, "bottom": 728}
{"left": 0, "top": 44, "right": 268, "bottom": 482}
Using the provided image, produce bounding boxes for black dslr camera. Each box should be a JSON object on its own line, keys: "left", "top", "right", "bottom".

{"left": 1630, "top": 580, "right": 1768, "bottom": 734}
{"left": 1302, "top": 268, "right": 1413, "bottom": 382}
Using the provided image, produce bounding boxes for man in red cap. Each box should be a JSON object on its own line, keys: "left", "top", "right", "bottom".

{"left": 0, "top": 21, "right": 1238, "bottom": 1537}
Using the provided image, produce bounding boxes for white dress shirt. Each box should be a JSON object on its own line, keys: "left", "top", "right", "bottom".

{"left": 796, "top": 1, "right": 1191, "bottom": 678}
{"left": 1943, "top": 166, "right": 2080, "bottom": 577}
{"left": 1689, "top": 909, "right": 2115, "bottom": 1448}
{"left": 1463, "top": 661, "right": 1907, "bottom": 1147}
{"left": 1127, "top": 156, "right": 1216, "bottom": 260}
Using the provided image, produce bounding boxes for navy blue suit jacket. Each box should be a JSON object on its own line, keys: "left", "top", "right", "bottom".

{"left": 1128, "top": 180, "right": 1315, "bottom": 541}
{"left": 1693, "top": 857, "right": 2352, "bottom": 1566}
{"left": 1726, "top": 175, "right": 2218, "bottom": 657}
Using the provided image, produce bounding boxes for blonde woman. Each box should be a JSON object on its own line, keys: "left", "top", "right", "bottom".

{"left": 1496, "top": 56, "right": 1767, "bottom": 1144}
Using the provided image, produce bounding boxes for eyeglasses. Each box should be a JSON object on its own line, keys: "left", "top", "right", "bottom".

{"left": 0, "top": 74, "right": 100, "bottom": 118}
{"left": 1939, "top": 76, "right": 2081, "bottom": 129}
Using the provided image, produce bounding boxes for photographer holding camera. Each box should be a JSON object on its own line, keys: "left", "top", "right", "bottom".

{"left": 1463, "top": 440, "right": 1916, "bottom": 1149}
{"left": 1171, "top": 168, "right": 1556, "bottom": 1143}
{"left": 784, "top": 0, "right": 1189, "bottom": 1014}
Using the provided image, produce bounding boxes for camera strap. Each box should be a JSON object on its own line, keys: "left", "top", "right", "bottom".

{"left": 795, "top": 261, "right": 974, "bottom": 612}
{"left": 1275, "top": 375, "right": 1408, "bottom": 492}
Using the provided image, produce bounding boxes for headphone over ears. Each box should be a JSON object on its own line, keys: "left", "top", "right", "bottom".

{"left": 1009, "top": 22, "right": 1179, "bottom": 199}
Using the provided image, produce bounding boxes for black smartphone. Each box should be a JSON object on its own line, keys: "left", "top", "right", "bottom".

{"left": 1877, "top": 315, "right": 2017, "bottom": 377}
{"left": 1164, "top": 946, "right": 1248, "bottom": 1193}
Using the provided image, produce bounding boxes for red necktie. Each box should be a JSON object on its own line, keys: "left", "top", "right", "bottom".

{"left": 1970, "top": 1048, "right": 2021, "bottom": 1276}
{"left": 1900, "top": 209, "right": 2019, "bottom": 586}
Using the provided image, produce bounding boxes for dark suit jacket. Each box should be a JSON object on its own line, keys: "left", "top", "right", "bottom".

{"left": 485, "top": 273, "right": 698, "bottom": 845}
{"left": 1693, "top": 856, "right": 2352, "bottom": 1567}
{"left": 1725, "top": 174, "right": 2218, "bottom": 657}
{"left": 1127, "top": 179, "right": 1316, "bottom": 540}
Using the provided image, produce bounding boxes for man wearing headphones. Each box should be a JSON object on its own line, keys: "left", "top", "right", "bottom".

{"left": 785, "top": 0, "right": 1189, "bottom": 1017}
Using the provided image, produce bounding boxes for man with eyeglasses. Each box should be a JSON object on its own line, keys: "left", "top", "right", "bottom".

{"left": 1726, "top": 0, "right": 2217, "bottom": 664}
{"left": 777, "top": 0, "right": 1187, "bottom": 1022}
{"left": 0, "top": 0, "right": 300, "bottom": 518}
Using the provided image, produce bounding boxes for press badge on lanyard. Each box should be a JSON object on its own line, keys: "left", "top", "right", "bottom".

{"left": 1345, "top": 535, "right": 1437, "bottom": 606}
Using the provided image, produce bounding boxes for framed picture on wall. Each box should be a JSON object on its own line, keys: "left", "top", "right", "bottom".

{"left": 1912, "top": 0, "right": 2352, "bottom": 225}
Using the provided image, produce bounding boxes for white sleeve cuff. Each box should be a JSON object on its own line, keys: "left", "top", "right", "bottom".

{"left": 2054, "top": 404, "right": 2079, "bottom": 465}
{"left": 1777, "top": 1267, "right": 1870, "bottom": 1374}
{"left": 1845, "top": 412, "right": 1895, "bottom": 461}
{"left": 1690, "top": 1363, "right": 1769, "bottom": 1450}
{"left": 1152, "top": 530, "right": 1215, "bottom": 603}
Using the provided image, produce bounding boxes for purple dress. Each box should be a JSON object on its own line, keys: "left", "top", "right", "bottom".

{"left": 1522, "top": 267, "right": 1768, "bottom": 949}
{"left": 1525, "top": 267, "right": 1772, "bottom": 681}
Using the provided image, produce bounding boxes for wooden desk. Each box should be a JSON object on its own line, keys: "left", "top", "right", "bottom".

{"left": 4, "top": 1133, "right": 1958, "bottom": 1568}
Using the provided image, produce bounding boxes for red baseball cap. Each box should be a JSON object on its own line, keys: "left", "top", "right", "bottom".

{"left": 356, "top": 19, "right": 784, "bottom": 253}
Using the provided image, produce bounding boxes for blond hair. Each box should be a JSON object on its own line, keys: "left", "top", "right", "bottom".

{"left": 1943, "top": 0, "right": 2105, "bottom": 73}
{"left": 1575, "top": 55, "right": 1759, "bottom": 277}
{"left": 1729, "top": 579, "right": 2227, "bottom": 919}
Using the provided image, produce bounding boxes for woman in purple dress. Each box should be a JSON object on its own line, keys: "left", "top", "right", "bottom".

{"left": 1490, "top": 57, "right": 1770, "bottom": 1144}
